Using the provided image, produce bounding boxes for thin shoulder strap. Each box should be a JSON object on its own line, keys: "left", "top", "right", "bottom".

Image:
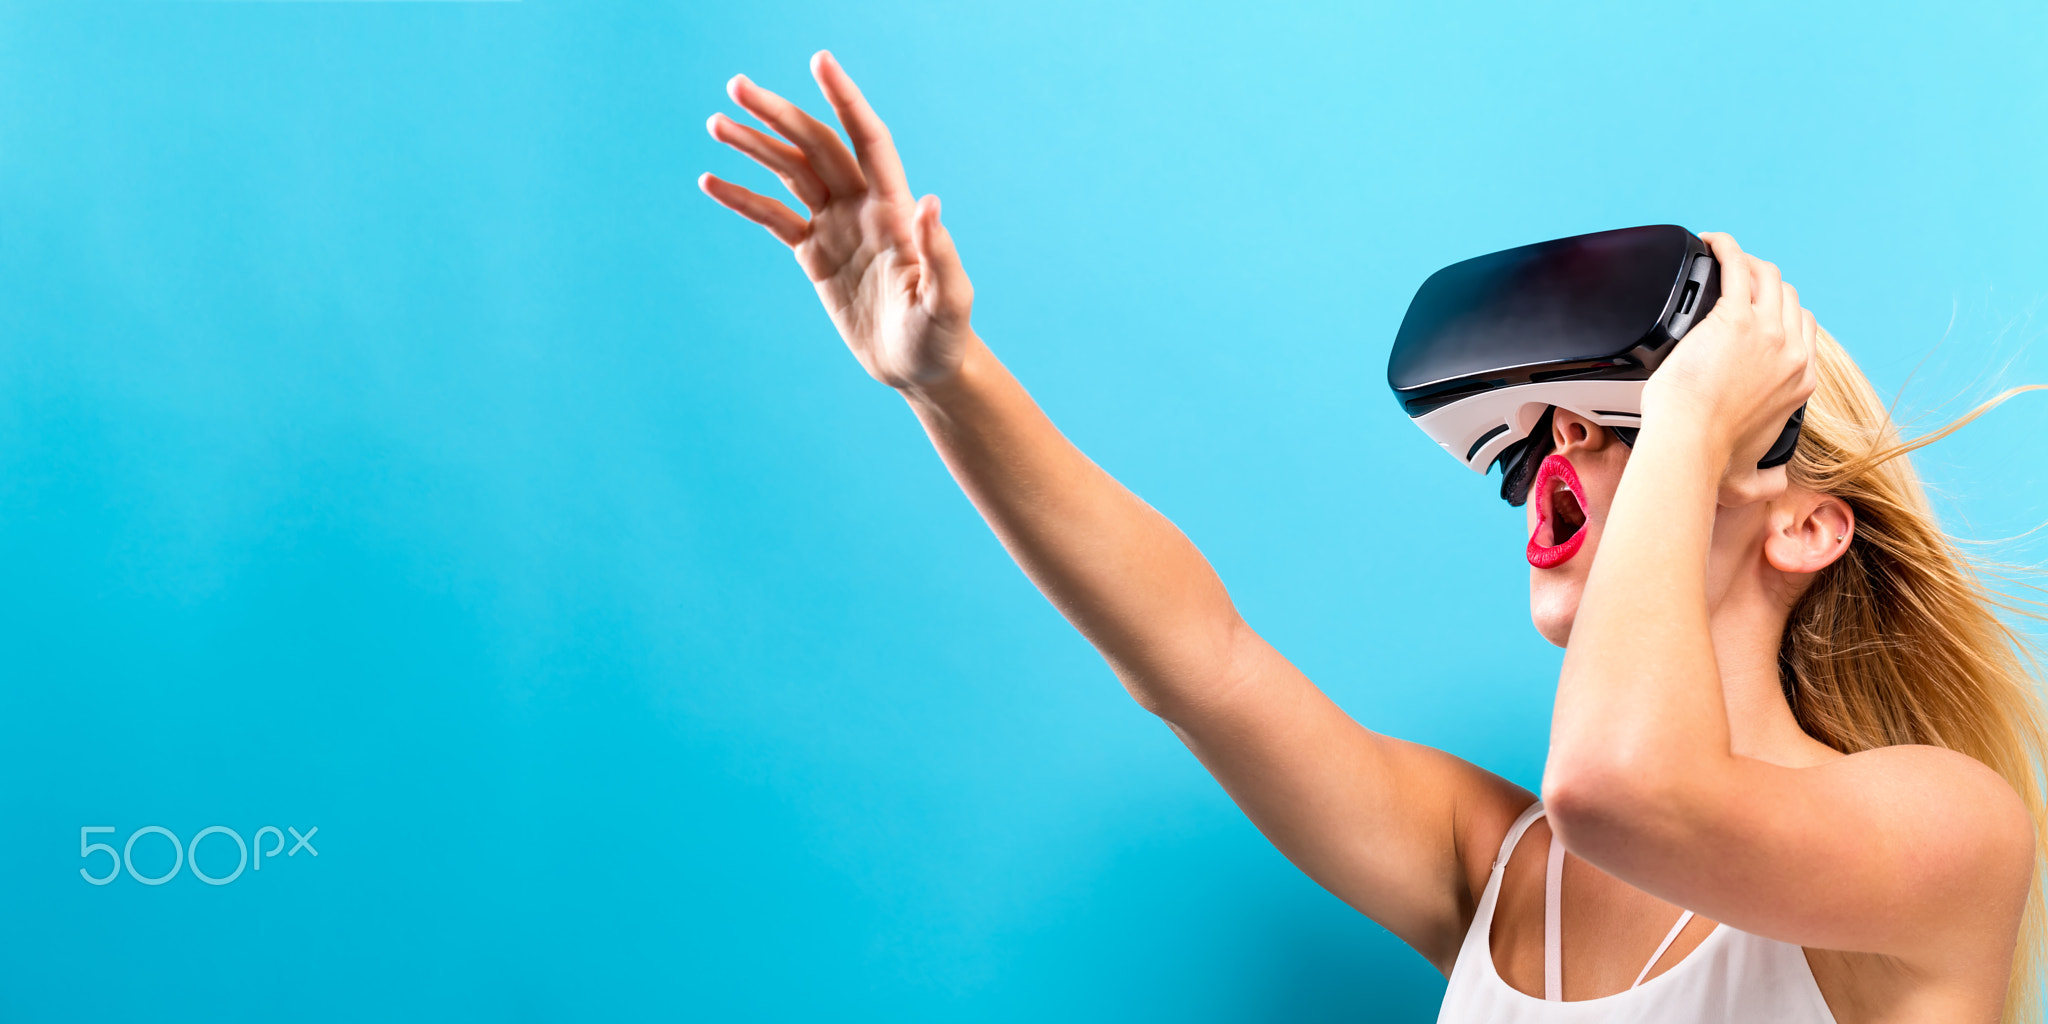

{"left": 1492, "top": 801, "right": 1548, "bottom": 871}
{"left": 1520, "top": 804, "right": 1698, "bottom": 999}
{"left": 1544, "top": 823, "right": 1565, "bottom": 1001}
{"left": 1631, "top": 910, "right": 1696, "bottom": 989}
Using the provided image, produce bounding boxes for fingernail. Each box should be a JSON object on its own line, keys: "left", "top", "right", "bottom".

{"left": 705, "top": 113, "right": 724, "bottom": 135}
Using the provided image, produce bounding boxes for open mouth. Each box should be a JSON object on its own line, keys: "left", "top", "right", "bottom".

{"left": 1527, "top": 454, "right": 1589, "bottom": 569}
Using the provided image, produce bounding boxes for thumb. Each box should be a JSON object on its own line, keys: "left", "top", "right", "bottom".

{"left": 914, "top": 195, "right": 972, "bottom": 320}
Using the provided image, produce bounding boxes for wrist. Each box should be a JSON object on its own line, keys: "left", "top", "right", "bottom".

{"left": 900, "top": 332, "right": 991, "bottom": 414}
{"left": 1633, "top": 412, "right": 1736, "bottom": 499}
{"left": 1640, "top": 384, "right": 1736, "bottom": 463}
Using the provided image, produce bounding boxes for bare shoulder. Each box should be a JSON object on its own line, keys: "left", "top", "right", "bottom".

{"left": 1801, "top": 745, "right": 2035, "bottom": 1021}
{"left": 1814, "top": 743, "right": 2036, "bottom": 956}
{"left": 1827, "top": 743, "right": 2034, "bottom": 882}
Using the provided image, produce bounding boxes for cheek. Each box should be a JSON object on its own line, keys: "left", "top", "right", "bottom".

{"left": 1580, "top": 462, "right": 1627, "bottom": 518}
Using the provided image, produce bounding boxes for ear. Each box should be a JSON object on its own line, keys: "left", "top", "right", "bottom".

{"left": 1764, "top": 491, "right": 1855, "bottom": 575}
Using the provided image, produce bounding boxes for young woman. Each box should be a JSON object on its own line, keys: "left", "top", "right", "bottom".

{"left": 699, "top": 52, "right": 2048, "bottom": 1023}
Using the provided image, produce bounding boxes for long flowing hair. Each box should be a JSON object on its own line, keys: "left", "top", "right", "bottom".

{"left": 1779, "top": 329, "right": 2048, "bottom": 1022}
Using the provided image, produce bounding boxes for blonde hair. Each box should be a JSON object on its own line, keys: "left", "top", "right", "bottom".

{"left": 1779, "top": 328, "right": 2048, "bottom": 1022}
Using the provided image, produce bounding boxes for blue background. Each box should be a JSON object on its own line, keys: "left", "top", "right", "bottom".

{"left": 2, "top": 2, "right": 2045, "bottom": 1020}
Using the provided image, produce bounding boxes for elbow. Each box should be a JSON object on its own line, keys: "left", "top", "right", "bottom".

{"left": 1126, "top": 678, "right": 1178, "bottom": 722}
{"left": 1540, "top": 753, "right": 1684, "bottom": 856}
{"left": 1127, "top": 616, "right": 1262, "bottom": 727}
{"left": 1106, "top": 652, "right": 1213, "bottom": 726}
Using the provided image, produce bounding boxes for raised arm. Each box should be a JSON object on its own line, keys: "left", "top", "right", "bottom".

{"left": 699, "top": 52, "right": 1529, "bottom": 969}
{"left": 1542, "top": 234, "right": 2035, "bottom": 972}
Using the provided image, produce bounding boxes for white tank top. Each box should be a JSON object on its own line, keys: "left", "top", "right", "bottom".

{"left": 1436, "top": 802, "right": 1838, "bottom": 1023}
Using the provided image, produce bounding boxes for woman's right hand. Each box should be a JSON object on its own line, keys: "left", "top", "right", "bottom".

{"left": 1640, "top": 232, "right": 1817, "bottom": 506}
{"left": 700, "top": 51, "right": 975, "bottom": 389}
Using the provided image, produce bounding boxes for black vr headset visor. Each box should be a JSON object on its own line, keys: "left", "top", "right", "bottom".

{"left": 1386, "top": 224, "right": 1803, "bottom": 506}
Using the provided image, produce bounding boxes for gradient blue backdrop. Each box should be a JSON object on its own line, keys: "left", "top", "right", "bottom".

{"left": 2, "top": 2, "right": 2045, "bottom": 1021}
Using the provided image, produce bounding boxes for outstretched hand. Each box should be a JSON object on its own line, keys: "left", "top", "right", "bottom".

{"left": 700, "top": 51, "right": 974, "bottom": 389}
{"left": 1642, "top": 232, "right": 1818, "bottom": 506}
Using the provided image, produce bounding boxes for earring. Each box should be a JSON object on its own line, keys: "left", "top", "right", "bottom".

{"left": 1835, "top": 534, "right": 1846, "bottom": 542}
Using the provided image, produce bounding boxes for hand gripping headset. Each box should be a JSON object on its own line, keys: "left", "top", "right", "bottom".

{"left": 1386, "top": 224, "right": 1805, "bottom": 506}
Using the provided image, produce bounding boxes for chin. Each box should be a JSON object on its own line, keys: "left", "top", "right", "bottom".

{"left": 1529, "top": 577, "right": 1580, "bottom": 648}
{"left": 1525, "top": 453, "right": 1596, "bottom": 648}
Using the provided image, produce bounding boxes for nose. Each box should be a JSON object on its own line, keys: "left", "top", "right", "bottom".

{"left": 1550, "top": 408, "right": 1615, "bottom": 455}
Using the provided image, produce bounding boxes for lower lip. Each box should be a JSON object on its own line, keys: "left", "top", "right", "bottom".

{"left": 1527, "top": 455, "right": 1588, "bottom": 569}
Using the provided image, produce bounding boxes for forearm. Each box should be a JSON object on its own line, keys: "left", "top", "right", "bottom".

{"left": 902, "top": 334, "right": 1246, "bottom": 718}
{"left": 1545, "top": 419, "right": 1734, "bottom": 814}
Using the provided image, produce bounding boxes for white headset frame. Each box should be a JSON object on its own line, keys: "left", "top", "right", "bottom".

{"left": 1410, "top": 379, "right": 1649, "bottom": 473}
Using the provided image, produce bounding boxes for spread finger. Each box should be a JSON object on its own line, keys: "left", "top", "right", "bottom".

{"left": 811, "top": 51, "right": 913, "bottom": 204}
{"left": 727, "top": 74, "right": 867, "bottom": 199}
{"left": 708, "top": 113, "right": 830, "bottom": 211}
{"left": 699, "top": 173, "right": 809, "bottom": 248}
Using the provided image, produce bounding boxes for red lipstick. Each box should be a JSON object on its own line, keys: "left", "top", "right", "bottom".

{"left": 1527, "top": 454, "right": 1589, "bottom": 569}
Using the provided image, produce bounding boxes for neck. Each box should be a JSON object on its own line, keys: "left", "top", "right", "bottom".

{"left": 1708, "top": 586, "right": 1835, "bottom": 766}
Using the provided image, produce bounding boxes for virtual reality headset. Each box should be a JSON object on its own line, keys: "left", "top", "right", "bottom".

{"left": 1387, "top": 224, "right": 1805, "bottom": 506}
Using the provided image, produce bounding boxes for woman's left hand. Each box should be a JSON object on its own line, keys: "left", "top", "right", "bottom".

{"left": 1641, "top": 232, "right": 1818, "bottom": 506}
